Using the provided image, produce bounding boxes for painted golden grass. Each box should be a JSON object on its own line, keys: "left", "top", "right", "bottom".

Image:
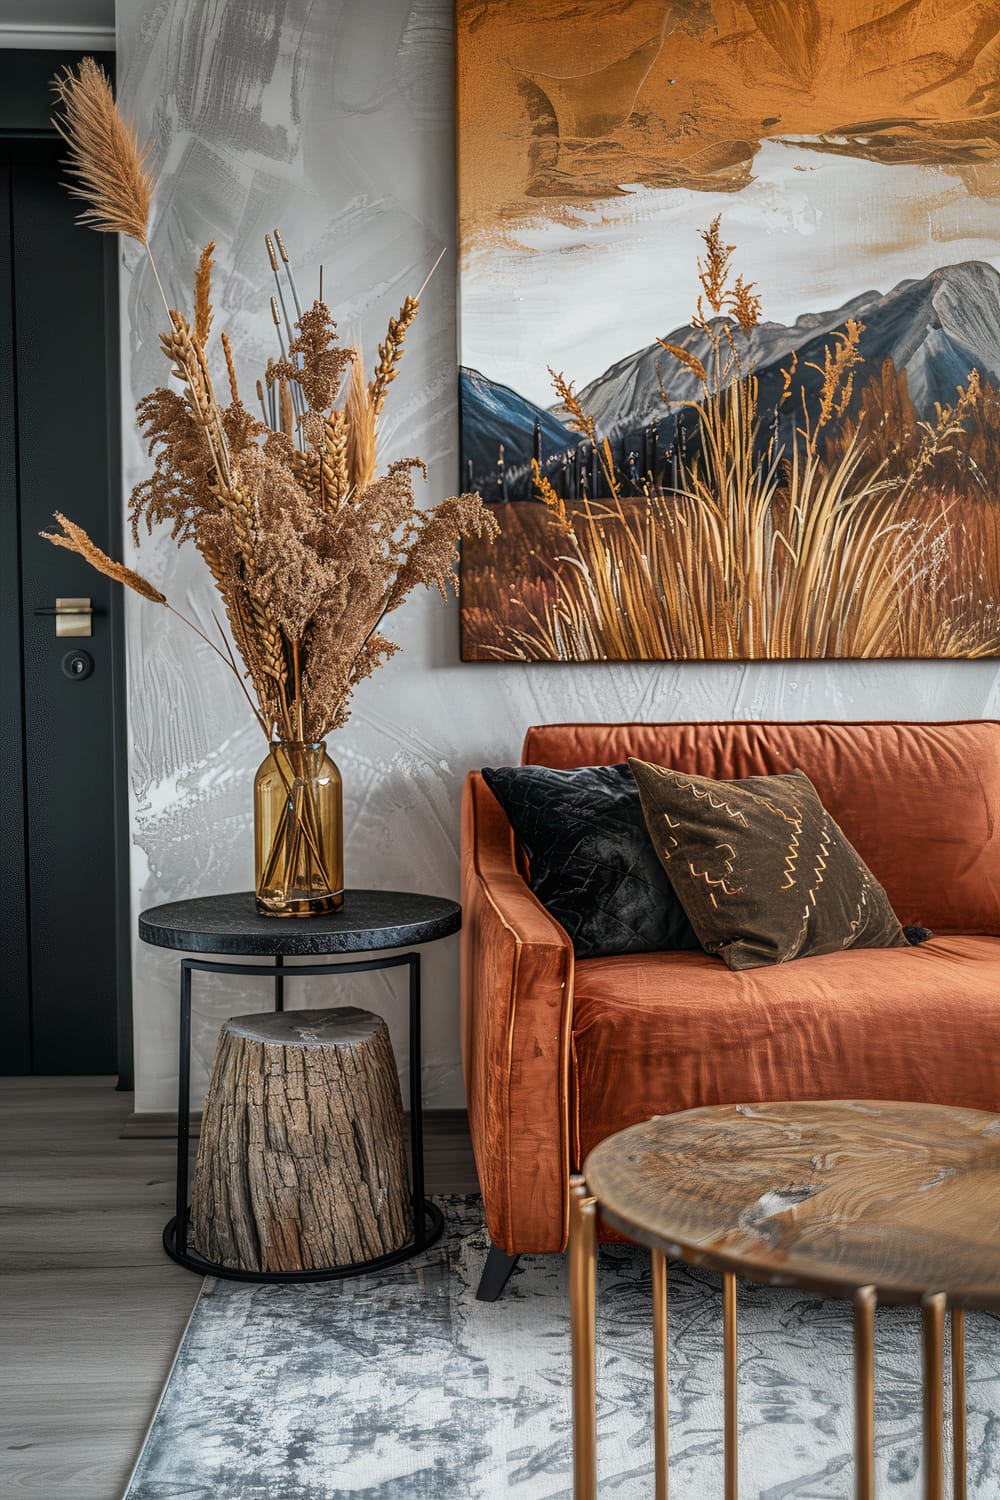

{"left": 462, "top": 218, "right": 1000, "bottom": 661}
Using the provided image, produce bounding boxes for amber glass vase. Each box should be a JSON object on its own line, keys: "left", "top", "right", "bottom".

{"left": 253, "top": 741, "right": 344, "bottom": 916}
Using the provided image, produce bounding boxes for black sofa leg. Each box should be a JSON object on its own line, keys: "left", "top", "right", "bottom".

{"left": 475, "top": 1242, "right": 521, "bottom": 1301}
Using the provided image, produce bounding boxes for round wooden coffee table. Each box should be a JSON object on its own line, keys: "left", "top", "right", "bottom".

{"left": 570, "top": 1100, "right": 1000, "bottom": 1500}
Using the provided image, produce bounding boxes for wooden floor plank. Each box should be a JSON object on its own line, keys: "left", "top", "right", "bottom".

{"left": 0, "top": 1075, "right": 478, "bottom": 1498}
{"left": 0, "top": 1080, "right": 198, "bottom": 1498}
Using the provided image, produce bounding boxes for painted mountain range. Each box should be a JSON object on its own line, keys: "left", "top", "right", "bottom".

{"left": 461, "top": 261, "right": 1000, "bottom": 502}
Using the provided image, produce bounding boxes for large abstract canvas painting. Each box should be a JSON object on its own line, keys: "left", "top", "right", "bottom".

{"left": 457, "top": 1, "right": 1000, "bottom": 662}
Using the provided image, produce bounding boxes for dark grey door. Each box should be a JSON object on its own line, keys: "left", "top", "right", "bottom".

{"left": 0, "top": 113, "right": 129, "bottom": 1075}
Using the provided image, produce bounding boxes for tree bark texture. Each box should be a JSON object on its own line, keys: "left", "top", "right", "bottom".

{"left": 190, "top": 1006, "right": 411, "bottom": 1273}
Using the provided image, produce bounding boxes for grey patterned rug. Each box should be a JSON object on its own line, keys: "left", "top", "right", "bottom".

{"left": 125, "top": 1195, "right": 1000, "bottom": 1499}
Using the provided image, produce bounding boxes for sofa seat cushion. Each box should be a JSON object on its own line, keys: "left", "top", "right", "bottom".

{"left": 571, "top": 936, "right": 1000, "bottom": 1165}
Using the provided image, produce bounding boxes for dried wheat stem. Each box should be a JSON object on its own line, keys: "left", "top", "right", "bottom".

{"left": 292, "top": 638, "right": 305, "bottom": 741}
{"left": 194, "top": 240, "right": 215, "bottom": 346}
{"left": 221, "top": 332, "right": 240, "bottom": 404}
{"left": 211, "top": 611, "right": 272, "bottom": 742}
{"left": 162, "top": 316, "right": 247, "bottom": 548}
{"left": 166, "top": 603, "right": 271, "bottom": 726}
{"left": 370, "top": 295, "right": 419, "bottom": 418}
{"left": 414, "top": 246, "right": 447, "bottom": 302}
{"left": 323, "top": 411, "right": 348, "bottom": 508}
{"left": 196, "top": 538, "right": 273, "bottom": 716}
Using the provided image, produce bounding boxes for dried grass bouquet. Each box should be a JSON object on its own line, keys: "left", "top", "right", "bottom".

{"left": 42, "top": 59, "right": 497, "bottom": 914}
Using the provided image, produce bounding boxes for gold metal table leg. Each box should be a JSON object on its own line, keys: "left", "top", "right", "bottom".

{"left": 853, "top": 1286, "right": 876, "bottom": 1500}
{"left": 724, "top": 1270, "right": 738, "bottom": 1500}
{"left": 569, "top": 1175, "right": 598, "bottom": 1500}
{"left": 652, "top": 1249, "right": 668, "bottom": 1500}
{"left": 952, "top": 1307, "right": 966, "bottom": 1500}
{"left": 923, "top": 1292, "right": 946, "bottom": 1500}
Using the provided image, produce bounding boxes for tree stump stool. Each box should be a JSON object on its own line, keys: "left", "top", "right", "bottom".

{"left": 190, "top": 1007, "right": 412, "bottom": 1274}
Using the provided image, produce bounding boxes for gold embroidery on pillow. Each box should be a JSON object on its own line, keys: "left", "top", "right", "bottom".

{"left": 628, "top": 757, "right": 907, "bottom": 971}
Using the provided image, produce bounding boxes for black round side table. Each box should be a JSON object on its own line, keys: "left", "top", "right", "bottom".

{"left": 138, "top": 888, "right": 461, "bottom": 1284}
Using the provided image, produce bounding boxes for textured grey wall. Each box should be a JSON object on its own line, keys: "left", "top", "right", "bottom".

{"left": 118, "top": 0, "right": 1000, "bottom": 1114}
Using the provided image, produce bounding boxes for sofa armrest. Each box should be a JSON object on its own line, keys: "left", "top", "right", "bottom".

{"left": 460, "top": 772, "right": 574, "bottom": 1254}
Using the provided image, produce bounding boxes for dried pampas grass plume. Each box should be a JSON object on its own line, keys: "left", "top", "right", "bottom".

{"left": 42, "top": 513, "right": 166, "bottom": 604}
{"left": 41, "top": 514, "right": 271, "bottom": 726}
{"left": 51, "top": 57, "right": 153, "bottom": 245}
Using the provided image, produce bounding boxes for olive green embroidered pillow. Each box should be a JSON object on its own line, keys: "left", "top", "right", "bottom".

{"left": 628, "top": 759, "right": 907, "bottom": 972}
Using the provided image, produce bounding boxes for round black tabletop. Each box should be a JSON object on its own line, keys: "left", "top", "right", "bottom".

{"left": 138, "top": 889, "right": 462, "bottom": 957}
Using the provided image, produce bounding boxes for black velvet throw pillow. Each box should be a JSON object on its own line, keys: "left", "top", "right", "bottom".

{"left": 481, "top": 763, "right": 700, "bottom": 959}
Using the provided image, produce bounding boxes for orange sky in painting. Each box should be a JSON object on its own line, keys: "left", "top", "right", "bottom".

{"left": 456, "top": 0, "right": 1000, "bottom": 246}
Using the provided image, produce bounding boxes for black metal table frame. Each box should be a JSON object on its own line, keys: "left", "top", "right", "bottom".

{"left": 163, "top": 948, "right": 444, "bottom": 1283}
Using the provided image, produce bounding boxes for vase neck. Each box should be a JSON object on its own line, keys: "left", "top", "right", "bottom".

{"left": 269, "top": 740, "right": 329, "bottom": 775}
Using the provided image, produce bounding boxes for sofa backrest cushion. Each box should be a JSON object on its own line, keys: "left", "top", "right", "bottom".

{"left": 521, "top": 721, "right": 1000, "bottom": 935}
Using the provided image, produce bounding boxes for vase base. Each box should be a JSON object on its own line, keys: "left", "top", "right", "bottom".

{"left": 256, "top": 889, "right": 345, "bottom": 918}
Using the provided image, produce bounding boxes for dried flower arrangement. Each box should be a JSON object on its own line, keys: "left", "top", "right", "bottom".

{"left": 43, "top": 59, "right": 497, "bottom": 914}
{"left": 45, "top": 58, "right": 496, "bottom": 740}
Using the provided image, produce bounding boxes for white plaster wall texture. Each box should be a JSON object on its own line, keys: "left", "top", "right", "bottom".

{"left": 118, "top": 0, "right": 1000, "bottom": 1115}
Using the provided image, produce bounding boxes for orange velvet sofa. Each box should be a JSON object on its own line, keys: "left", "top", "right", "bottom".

{"left": 460, "top": 720, "right": 1000, "bottom": 1298}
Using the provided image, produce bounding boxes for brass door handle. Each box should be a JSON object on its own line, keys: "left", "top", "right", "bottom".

{"left": 33, "top": 597, "right": 94, "bottom": 637}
